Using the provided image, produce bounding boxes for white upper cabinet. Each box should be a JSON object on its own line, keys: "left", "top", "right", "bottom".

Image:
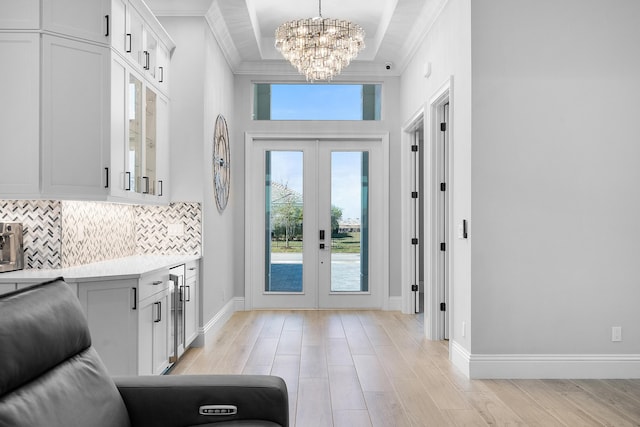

{"left": 110, "top": 0, "right": 128, "bottom": 55}
{"left": 0, "top": 0, "right": 40, "bottom": 29}
{"left": 0, "top": 0, "right": 175, "bottom": 204}
{"left": 0, "top": 33, "right": 40, "bottom": 195}
{"left": 122, "top": 0, "right": 172, "bottom": 95}
{"left": 41, "top": 35, "right": 110, "bottom": 197}
{"left": 42, "top": 0, "right": 110, "bottom": 44}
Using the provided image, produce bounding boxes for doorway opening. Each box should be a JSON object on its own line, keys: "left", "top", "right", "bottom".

{"left": 402, "top": 78, "right": 452, "bottom": 342}
{"left": 429, "top": 80, "right": 452, "bottom": 341}
{"left": 245, "top": 134, "right": 389, "bottom": 310}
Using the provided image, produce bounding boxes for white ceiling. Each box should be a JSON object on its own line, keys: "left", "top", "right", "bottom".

{"left": 145, "top": 0, "right": 447, "bottom": 77}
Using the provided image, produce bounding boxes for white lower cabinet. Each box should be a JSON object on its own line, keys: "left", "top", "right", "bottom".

{"left": 78, "top": 279, "right": 138, "bottom": 376}
{"left": 78, "top": 268, "right": 185, "bottom": 376}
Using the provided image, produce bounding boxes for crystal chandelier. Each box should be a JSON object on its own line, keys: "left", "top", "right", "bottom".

{"left": 274, "top": 0, "right": 365, "bottom": 81}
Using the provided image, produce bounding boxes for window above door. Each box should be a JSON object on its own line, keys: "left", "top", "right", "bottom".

{"left": 253, "top": 83, "right": 381, "bottom": 121}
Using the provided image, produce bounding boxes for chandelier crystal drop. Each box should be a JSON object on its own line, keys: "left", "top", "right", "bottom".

{"left": 274, "top": 0, "right": 365, "bottom": 81}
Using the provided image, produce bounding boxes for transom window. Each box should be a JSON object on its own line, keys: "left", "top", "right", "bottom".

{"left": 253, "top": 83, "right": 381, "bottom": 121}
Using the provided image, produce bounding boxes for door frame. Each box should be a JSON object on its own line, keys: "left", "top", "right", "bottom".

{"left": 244, "top": 132, "right": 390, "bottom": 311}
{"left": 401, "top": 77, "right": 453, "bottom": 341}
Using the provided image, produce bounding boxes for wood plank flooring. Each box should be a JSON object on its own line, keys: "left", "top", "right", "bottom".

{"left": 170, "top": 310, "right": 640, "bottom": 426}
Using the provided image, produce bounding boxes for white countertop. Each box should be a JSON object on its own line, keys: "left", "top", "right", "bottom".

{"left": 0, "top": 255, "right": 200, "bottom": 283}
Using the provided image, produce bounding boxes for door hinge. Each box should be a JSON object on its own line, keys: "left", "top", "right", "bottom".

{"left": 411, "top": 284, "right": 419, "bottom": 292}
{"left": 412, "top": 238, "right": 419, "bottom": 245}
{"left": 411, "top": 191, "right": 418, "bottom": 199}
{"left": 440, "top": 302, "right": 446, "bottom": 311}
{"left": 440, "top": 242, "right": 446, "bottom": 251}
{"left": 411, "top": 145, "right": 419, "bottom": 152}
{"left": 440, "top": 182, "right": 446, "bottom": 191}
{"left": 440, "top": 122, "right": 447, "bottom": 132}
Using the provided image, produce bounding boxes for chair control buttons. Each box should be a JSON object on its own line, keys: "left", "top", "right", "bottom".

{"left": 199, "top": 405, "right": 238, "bottom": 416}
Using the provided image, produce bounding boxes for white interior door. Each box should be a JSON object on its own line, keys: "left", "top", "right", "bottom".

{"left": 247, "top": 138, "right": 385, "bottom": 309}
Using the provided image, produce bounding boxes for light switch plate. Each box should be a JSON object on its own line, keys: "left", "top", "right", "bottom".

{"left": 612, "top": 326, "right": 622, "bottom": 342}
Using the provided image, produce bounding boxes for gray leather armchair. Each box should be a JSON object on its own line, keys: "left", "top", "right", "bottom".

{"left": 0, "top": 278, "right": 288, "bottom": 427}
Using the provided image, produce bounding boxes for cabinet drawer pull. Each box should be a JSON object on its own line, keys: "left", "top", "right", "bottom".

{"left": 159, "top": 66, "right": 164, "bottom": 82}
{"left": 152, "top": 280, "right": 163, "bottom": 286}
{"left": 143, "top": 176, "right": 149, "bottom": 194}
{"left": 158, "top": 180, "right": 163, "bottom": 197}
{"left": 185, "top": 285, "right": 191, "bottom": 302}
{"left": 104, "top": 167, "right": 109, "bottom": 188}
{"left": 105, "top": 15, "right": 109, "bottom": 37}
{"left": 125, "top": 171, "right": 131, "bottom": 191}
{"left": 188, "top": 267, "right": 196, "bottom": 271}
{"left": 126, "top": 33, "right": 132, "bottom": 53}
{"left": 132, "top": 287, "right": 137, "bottom": 310}
{"left": 179, "top": 285, "right": 184, "bottom": 302}
{"left": 144, "top": 51, "right": 150, "bottom": 70}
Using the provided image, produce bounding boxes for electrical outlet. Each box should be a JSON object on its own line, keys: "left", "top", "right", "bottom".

{"left": 167, "top": 223, "right": 184, "bottom": 237}
{"left": 612, "top": 326, "right": 622, "bottom": 342}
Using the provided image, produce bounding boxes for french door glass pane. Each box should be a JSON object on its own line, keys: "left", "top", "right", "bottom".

{"left": 265, "top": 151, "right": 304, "bottom": 292}
{"left": 331, "top": 151, "right": 369, "bottom": 292}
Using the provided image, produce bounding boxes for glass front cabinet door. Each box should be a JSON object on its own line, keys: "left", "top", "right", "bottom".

{"left": 126, "top": 70, "right": 166, "bottom": 200}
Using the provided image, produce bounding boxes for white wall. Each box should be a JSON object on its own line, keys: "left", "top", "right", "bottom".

{"left": 161, "top": 16, "right": 236, "bottom": 331}
{"left": 400, "top": 0, "right": 473, "bottom": 355}
{"left": 470, "top": 0, "right": 640, "bottom": 362}
{"left": 233, "top": 74, "right": 403, "bottom": 301}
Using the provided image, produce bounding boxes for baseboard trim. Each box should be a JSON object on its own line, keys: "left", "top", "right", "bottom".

{"left": 468, "top": 353, "right": 640, "bottom": 379}
{"left": 387, "top": 296, "right": 402, "bottom": 311}
{"left": 195, "top": 297, "right": 240, "bottom": 346}
{"left": 450, "top": 340, "right": 471, "bottom": 378}
{"left": 234, "top": 296, "right": 245, "bottom": 312}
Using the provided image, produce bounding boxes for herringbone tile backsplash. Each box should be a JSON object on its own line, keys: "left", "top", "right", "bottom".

{"left": 0, "top": 200, "right": 62, "bottom": 269}
{"left": 0, "top": 200, "right": 201, "bottom": 269}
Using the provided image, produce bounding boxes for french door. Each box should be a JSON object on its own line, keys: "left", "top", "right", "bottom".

{"left": 246, "top": 137, "right": 386, "bottom": 309}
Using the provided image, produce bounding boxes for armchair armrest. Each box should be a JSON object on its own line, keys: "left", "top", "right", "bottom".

{"left": 114, "top": 375, "right": 288, "bottom": 427}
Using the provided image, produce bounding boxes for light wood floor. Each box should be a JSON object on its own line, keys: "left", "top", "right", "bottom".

{"left": 171, "top": 310, "right": 640, "bottom": 426}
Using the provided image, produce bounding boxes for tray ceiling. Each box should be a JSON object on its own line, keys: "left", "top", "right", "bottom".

{"left": 146, "top": 0, "right": 447, "bottom": 76}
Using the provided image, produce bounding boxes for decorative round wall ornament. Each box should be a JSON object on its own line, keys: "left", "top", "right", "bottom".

{"left": 212, "top": 114, "right": 230, "bottom": 212}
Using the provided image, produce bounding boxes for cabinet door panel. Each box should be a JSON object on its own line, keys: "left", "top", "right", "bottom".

{"left": 110, "top": 55, "right": 128, "bottom": 198}
{"left": 138, "top": 301, "right": 153, "bottom": 375}
{"left": 42, "top": 0, "right": 109, "bottom": 44}
{"left": 42, "top": 35, "right": 109, "bottom": 197}
{"left": 110, "top": 0, "right": 127, "bottom": 54}
{"left": 152, "top": 291, "right": 170, "bottom": 374}
{"left": 156, "top": 93, "right": 170, "bottom": 202}
{"left": 78, "top": 280, "right": 138, "bottom": 376}
{"left": 184, "top": 275, "right": 198, "bottom": 346}
{"left": 0, "top": 34, "right": 39, "bottom": 195}
{"left": 126, "top": 5, "right": 145, "bottom": 68}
